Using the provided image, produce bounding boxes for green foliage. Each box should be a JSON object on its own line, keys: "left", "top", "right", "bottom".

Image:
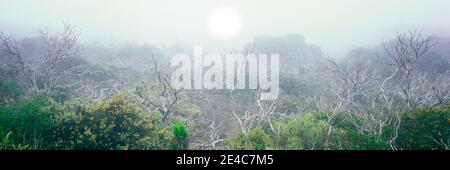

{"left": 276, "top": 113, "right": 327, "bottom": 149}
{"left": 0, "top": 79, "right": 448, "bottom": 150}
{"left": 228, "top": 127, "right": 273, "bottom": 150}
{"left": 49, "top": 93, "right": 171, "bottom": 149}
{"left": 170, "top": 122, "right": 188, "bottom": 150}
{"left": 0, "top": 131, "right": 30, "bottom": 150}
{"left": 397, "top": 107, "right": 450, "bottom": 150}
{"left": 0, "top": 96, "right": 52, "bottom": 149}
{"left": 240, "top": 112, "right": 391, "bottom": 150}
{"left": 0, "top": 80, "right": 21, "bottom": 104}
{"left": 24, "top": 88, "right": 70, "bottom": 103}
{"left": 135, "top": 112, "right": 172, "bottom": 150}
{"left": 338, "top": 128, "right": 390, "bottom": 150}
{"left": 329, "top": 113, "right": 391, "bottom": 150}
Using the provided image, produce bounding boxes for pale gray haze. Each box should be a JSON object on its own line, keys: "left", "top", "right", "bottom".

{"left": 1, "top": 0, "right": 449, "bottom": 57}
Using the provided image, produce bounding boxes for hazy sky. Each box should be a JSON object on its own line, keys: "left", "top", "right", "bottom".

{"left": 1, "top": 0, "right": 449, "bottom": 57}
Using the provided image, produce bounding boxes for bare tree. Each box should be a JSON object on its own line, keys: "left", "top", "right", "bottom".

{"left": 0, "top": 23, "right": 81, "bottom": 92}
{"left": 190, "top": 117, "right": 226, "bottom": 150}
{"left": 429, "top": 71, "right": 450, "bottom": 106}
{"left": 231, "top": 89, "right": 288, "bottom": 135}
{"left": 71, "top": 79, "right": 130, "bottom": 101}
{"left": 326, "top": 59, "right": 374, "bottom": 143}
{"left": 381, "top": 30, "right": 438, "bottom": 149}
{"left": 0, "top": 31, "right": 37, "bottom": 90}
{"left": 383, "top": 30, "right": 438, "bottom": 109}
{"left": 380, "top": 31, "right": 437, "bottom": 109}
{"left": 135, "top": 55, "right": 182, "bottom": 121}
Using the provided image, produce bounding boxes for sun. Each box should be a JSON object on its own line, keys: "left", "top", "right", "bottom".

{"left": 208, "top": 6, "right": 242, "bottom": 39}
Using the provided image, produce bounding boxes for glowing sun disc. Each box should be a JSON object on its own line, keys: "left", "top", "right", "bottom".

{"left": 208, "top": 7, "right": 242, "bottom": 39}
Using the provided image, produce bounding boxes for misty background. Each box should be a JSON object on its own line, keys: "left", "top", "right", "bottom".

{"left": 0, "top": 0, "right": 449, "bottom": 150}
{"left": 1, "top": 0, "right": 450, "bottom": 57}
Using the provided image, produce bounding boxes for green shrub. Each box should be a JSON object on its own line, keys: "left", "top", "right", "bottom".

{"left": 331, "top": 113, "right": 390, "bottom": 150}
{"left": 0, "top": 131, "right": 30, "bottom": 150}
{"left": 0, "top": 80, "right": 21, "bottom": 104}
{"left": 49, "top": 94, "right": 171, "bottom": 150}
{"left": 397, "top": 106, "right": 450, "bottom": 150}
{"left": 228, "top": 127, "right": 273, "bottom": 150}
{"left": 170, "top": 122, "right": 188, "bottom": 150}
{"left": 0, "top": 96, "right": 52, "bottom": 149}
{"left": 277, "top": 113, "right": 327, "bottom": 150}
{"left": 339, "top": 128, "right": 390, "bottom": 150}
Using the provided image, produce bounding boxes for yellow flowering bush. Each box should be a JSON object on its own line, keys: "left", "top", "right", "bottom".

{"left": 49, "top": 93, "right": 171, "bottom": 149}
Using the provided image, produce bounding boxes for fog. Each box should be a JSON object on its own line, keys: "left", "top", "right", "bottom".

{"left": 1, "top": 0, "right": 450, "bottom": 57}
{"left": 1, "top": 0, "right": 450, "bottom": 151}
